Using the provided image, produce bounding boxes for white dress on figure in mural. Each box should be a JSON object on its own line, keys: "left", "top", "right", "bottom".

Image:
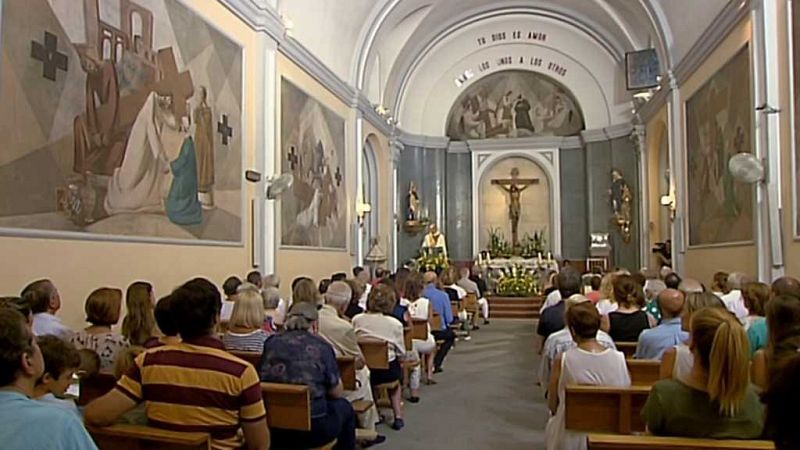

{"left": 105, "top": 92, "right": 180, "bottom": 215}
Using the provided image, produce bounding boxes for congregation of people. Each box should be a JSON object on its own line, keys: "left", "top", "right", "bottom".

{"left": 537, "top": 265, "right": 800, "bottom": 450}
{"left": 0, "top": 264, "right": 491, "bottom": 450}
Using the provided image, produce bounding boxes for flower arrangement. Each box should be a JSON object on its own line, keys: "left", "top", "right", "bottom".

{"left": 487, "top": 228, "right": 513, "bottom": 258}
{"left": 496, "top": 264, "right": 541, "bottom": 297}
{"left": 416, "top": 248, "right": 449, "bottom": 272}
{"left": 519, "top": 230, "right": 547, "bottom": 259}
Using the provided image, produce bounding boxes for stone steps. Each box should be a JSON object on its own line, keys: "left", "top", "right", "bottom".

{"left": 488, "top": 296, "right": 543, "bottom": 320}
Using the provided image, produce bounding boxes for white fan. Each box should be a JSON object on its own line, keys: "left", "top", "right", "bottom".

{"left": 266, "top": 174, "right": 294, "bottom": 200}
{"left": 728, "top": 153, "right": 765, "bottom": 184}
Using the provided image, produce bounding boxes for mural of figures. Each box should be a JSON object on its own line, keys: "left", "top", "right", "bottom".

{"left": 280, "top": 78, "right": 347, "bottom": 249}
{"left": 686, "top": 46, "right": 753, "bottom": 246}
{"left": 445, "top": 70, "right": 584, "bottom": 141}
{"left": 0, "top": 0, "right": 243, "bottom": 242}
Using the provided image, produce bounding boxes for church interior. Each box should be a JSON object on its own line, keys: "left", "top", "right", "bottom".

{"left": 1, "top": 0, "right": 799, "bottom": 449}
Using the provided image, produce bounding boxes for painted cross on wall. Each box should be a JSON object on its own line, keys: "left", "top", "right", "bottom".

{"left": 30, "top": 31, "right": 68, "bottom": 81}
{"left": 217, "top": 114, "right": 233, "bottom": 145}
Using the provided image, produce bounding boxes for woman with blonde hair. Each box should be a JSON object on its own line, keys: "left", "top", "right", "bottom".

{"left": 223, "top": 289, "right": 271, "bottom": 352}
{"left": 595, "top": 272, "right": 621, "bottom": 316}
{"left": 643, "top": 307, "right": 764, "bottom": 438}
{"left": 121, "top": 281, "right": 156, "bottom": 346}
{"left": 71, "top": 287, "right": 129, "bottom": 371}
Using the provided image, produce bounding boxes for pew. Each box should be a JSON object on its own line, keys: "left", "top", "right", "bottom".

{"left": 411, "top": 318, "right": 429, "bottom": 340}
{"left": 78, "top": 372, "right": 118, "bottom": 406}
{"left": 564, "top": 385, "right": 651, "bottom": 434}
{"left": 463, "top": 293, "right": 480, "bottom": 328}
{"left": 228, "top": 350, "right": 262, "bottom": 368}
{"left": 626, "top": 360, "right": 660, "bottom": 387}
{"left": 616, "top": 342, "right": 637, "bottom": 359}
{"left": 586, "top": 434, "right": 775, "bottom": 449}
{"left": 357, "top": 339, "right": 400, "bottom": 408}
{"left": 88, "top": 424, "right": 211, "bottom": 450}
{"left": 260, "top": 382, "right": 336, "bottom": 450}
{"left": 336, "top": 356, "right": 357, "bottom": 391}
{"left": 431, "top": 313, "right": 443, "bottom": 333}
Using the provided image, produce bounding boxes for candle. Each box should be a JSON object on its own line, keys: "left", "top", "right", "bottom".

{"left": 547, "top": 252, "right": 552, "bottom": 262}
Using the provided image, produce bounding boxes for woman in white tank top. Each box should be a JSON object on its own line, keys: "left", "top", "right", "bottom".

{"left": 545, "top": 301, "right": 631, "bottom": 450}
{"left": 405, "top": 277, "right": 437, "bottom": 383}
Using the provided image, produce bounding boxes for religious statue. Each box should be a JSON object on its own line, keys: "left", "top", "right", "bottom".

{"left": 609, "top": 169, "right": 633, "bottom": 243}
{"left": 492, "top": 167, "right": 538, "bottom": 249}
{"left": 193, "top": 86, "right": 215, "bottom": 209}
{"left": 407, "top": 181, "right": 420, "bottom": 221}
{"left": 421, "top": 223, "right": 448, "bottom": 259}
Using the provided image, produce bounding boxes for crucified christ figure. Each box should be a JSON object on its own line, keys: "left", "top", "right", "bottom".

{"left": 491, "top": 167, "right": 539, "bottom": 248}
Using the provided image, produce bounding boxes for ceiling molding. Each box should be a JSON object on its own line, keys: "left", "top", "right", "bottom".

{"left": 397, "top": 130, "right": 450, "bottom": 149}
{"left": 217, "top": 0, "right": 285, "bottom": 40}
{"left": 356, "top": 93, "right": 395, "bottom": 136}
{"left": 672, "top": 0, "right": 751, "bottom": 86}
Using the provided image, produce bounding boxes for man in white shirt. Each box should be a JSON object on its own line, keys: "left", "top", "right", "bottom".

{"left": 538, "top": 294, "right": 616, "bottom": 395}
{"left": 263, "top": 273, "right": 287, "bottom": 325}
{"left": 456, "top": 267, "right": 490, "bottom": 324}
{"left": 353, "top": 267, "right": 371, "bottom": 310}
{"left": 539, "top": 285, "right": 562, "bottom": 313}
{"left": 22, "top": 279, "right": 72, "bottom": 339}
{"left": 721, "top": 272, "right": 750, "bottom": 322}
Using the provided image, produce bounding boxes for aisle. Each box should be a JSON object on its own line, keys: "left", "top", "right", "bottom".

{"left": 381, "top": 321, "right": 548, "bottom": 449}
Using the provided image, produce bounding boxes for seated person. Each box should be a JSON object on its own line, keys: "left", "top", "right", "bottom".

{"left": 544, "top": 302, "right": 630, "bottom": 450}
{"left": 602, "top": 274, "right": 654, "bottom": 342}
{"left": 344, "top": 279, "right": 365, "bottom": 319}
{"left": 260, "top": 302, "right": 356, "bottom": 449}
{"left": 144, "top": 295, "right": 180, "bottom": 348}
{"left": 220, "top": 275, "right": 242, "bottom": 323}
{"left": 71, "top": 287, "right": 129, "bottom": 372}
{"left": 585, "top": 275, "right": 602, "bottom": 304}
{"left": 457, "top": 267, "right": 490, "bottom": 324}
{"left": 223, "top": 288, "right": 271, "bottom": 352}
{"left": 761, "top": 344, "right": 800, "bottom": 450}
{"left": 635, "top": 289, "right": 688, "bottom": 360}
{"left": 33, "top": 335, "right": 81, "bottom": 418}
{"left": 85, "top": 278, "right": 269, "bottom": 450}
{"left": 261, "top": 287, "right": 281, "bottom": 334}
{"left": 752, "top": 294, "right": 800, "bottom": 391}
{"left": 352, "top": 285, "right": 407, "bottom": 430}
{"left": 0, "top": 308, "right": 97, "bottom": 449}
{"left": 423, "top": 272, "right": 456, "bottom": 372}
{"left": 0, "top": 296, "right": 32, "bottom": 326}
{"left": 538, "top": 295, "right": 616, "bottom": 392}
{"left": 406, "top": 275, "right": 438, "bottom": 383}
{"left": 538, "top": 267, "right": 582, "bottom": 345}
{"left": 743, "top": 282, "right": 769, "bottom": 355}
{"left": 660, "top": 292, "right": 725, "bottom": 381}
{"left": 112, "top": 346, "right": 147, "bottom": 425}
{"left": 643, "top": 307, "right": 764, "bottom": 439}
{"left": 22, "top": 279, "right": 73, "bottom": 339}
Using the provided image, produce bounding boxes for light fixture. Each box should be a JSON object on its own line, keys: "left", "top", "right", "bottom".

{"left": 633, "top": 91, "right": 653, "bottom": 101}
{"left": 660, "top": 193, "right": 676, "bottom": 221}
{"left": 356, "top": 202, "right": 372, "bottom": 226}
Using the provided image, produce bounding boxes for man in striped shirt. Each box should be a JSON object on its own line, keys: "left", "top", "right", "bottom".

{"left": 86, "top": 278, "right": 269, "bottom": 450}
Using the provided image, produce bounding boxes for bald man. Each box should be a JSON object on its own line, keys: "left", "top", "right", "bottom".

{"left": 771, "top": 276, "right": 800, "bottom": 299}
{"left": 422, "top": 271, "right": 456, "bottom": 372}
{"left": 635, "top": 289, "right": 689, "bottom": 360}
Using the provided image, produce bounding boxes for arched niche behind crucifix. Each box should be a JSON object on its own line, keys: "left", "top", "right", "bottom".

{"left": 480, "top": 157, "right": 550, "bottom": 254}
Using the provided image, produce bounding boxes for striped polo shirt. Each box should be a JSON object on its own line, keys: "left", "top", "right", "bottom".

{"left": 116, "top": 335, "right": 266, "bottom": 450}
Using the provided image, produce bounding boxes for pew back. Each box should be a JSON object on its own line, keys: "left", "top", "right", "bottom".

{"left": 261, "top": 382, "right": 312, "bottom": 431}
{"left": 88, "top": 424, "right": 211, "bottom": 450}
{"left": 627, "top": 360, "right": 660, "bottom": 387}
{"left": 565, "top": 385, "right": 651, "bottom": 434}
{"left": 228, "top": 350, "right": 261, "bottom": 368}
{"left": 358, "top": 339, "right": 390, "bottom": 370}
{"left": 337, "top": 356, "right": 357, "bottom": 390}
{"left": 616, "top": 342, "right": 637, "bottom": 359}
{"left": 587, "top": 433, "right": 775, "bottom": 449}
{"left": 411, "top": 319, "right": 429, "bottom": 340}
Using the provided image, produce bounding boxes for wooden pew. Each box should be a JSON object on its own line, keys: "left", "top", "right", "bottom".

{"left": 626, "top": 360, "right": 660, "bottom": 387}
{"left": 587, "top": 434, "right": 775, "bottom": 449}
{"left": 431, "top": 313, "right": 443, "bottom": 333}
{"left": 336, "top": 356, "right": 357, "bottom": 391}
{"left": 78, "top": 372, "right": 118, "bottom": 406}
{"left": 358, "top": 339, "right": 390, "bottom": 370}
{"left": 616, "top": 342, "right": 637, "bottom": 359}
{"left": 463, "top": 293, "right": 480, "bottom": 328}
{"left": 228, "top": 350, "right": 261, "bottom": 368}
{"left": 411, "top": 319, "right": 429, "bottom": 340}
{"left": 565, "top": 385, "right": 651, "bottom": 434}
{"left": 88, "top": 424, "right": 211, "bottom": 450}
{"left": 260, "top": 382, "right": 337, "bottom": 449}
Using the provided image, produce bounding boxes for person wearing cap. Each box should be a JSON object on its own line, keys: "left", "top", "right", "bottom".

{"left": 318, "top": 282, "right": 382, "bottom": 437}
{"left": 260, "top": 301, "right": 356, "bottom": 450}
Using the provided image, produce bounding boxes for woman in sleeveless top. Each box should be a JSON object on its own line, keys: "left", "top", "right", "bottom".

{"left": 659, "top": 292, "right": 726, "bottom": 380}
{"left": 545, "top": 302, "right": 631, "bottom": 450}
{"left": 405, "top": 276, "right": 437, "bottom": 383}
{"left": 602, "top": 274, "right": 654, "bottom": 342}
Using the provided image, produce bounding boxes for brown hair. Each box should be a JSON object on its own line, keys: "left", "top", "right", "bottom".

{"left": 0, "top": 309, "right": 34, "bottom": 386}
{"left": 690, "top": 307, "right": 750, "bottom": 416}
{"left": 566, "top": 301, "right": 600, "bottom": 340}
{"left": 345, "top": 279, "right": 364, "bottom": 306}
{"left": 292, "top": 278, "right": 320, "bottom": 306}
{"left": 367, "top": 284, "right": 396, "bottom": 314}
{"left": 85, "top": 288, "right": 123, "bottom": 326}
{"left": 612, "top": 274, "right": 645, "bottom": 308}
{"left": 404, "top": 274, "right": 424, "bottom": 302}
{"left": 37, "top": 335, "right": 81, "bottom": 380}
{"left": 766, "top": 295, "right": 800, "bottom": 354}
{"left": 122, "top": 281, "right": 155, "bottom": 346}
{"left": 712, "top": 272, "right": 730, "bottom": 294}
{"left": 742, "top": 282, "right": 770, "bottom": 317}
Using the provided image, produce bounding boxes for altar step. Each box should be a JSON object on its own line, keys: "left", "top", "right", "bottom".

{"left": 487, "top": 296, "right": 543, "bottom": 320}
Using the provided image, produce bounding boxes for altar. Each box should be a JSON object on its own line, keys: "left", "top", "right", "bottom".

{"left": 477, "top": 256, "right": 559, "bottom": 296}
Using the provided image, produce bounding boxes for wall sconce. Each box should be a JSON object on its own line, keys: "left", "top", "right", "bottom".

{"left": 660, "top": 193, "right": 676, "bottom": 221}
{"left": 356, "top": 202, "right": 372, "bottom": 226}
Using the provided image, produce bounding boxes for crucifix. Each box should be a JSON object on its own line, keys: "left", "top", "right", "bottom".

{"left": 491, "top": 167, "right": 539, "bottom": 248}
{"left": 217, "top": 114, "right": 233, "bottom": 145}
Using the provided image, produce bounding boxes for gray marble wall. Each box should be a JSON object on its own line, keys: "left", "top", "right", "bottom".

{"left": 559, "top": 147, "right": 589, "bottom": 259}
{"left": 397, "top": 147, "right": 447, "bottom": 264}
{"left": 445, "top": 152, "right": 473, "bottom": 262}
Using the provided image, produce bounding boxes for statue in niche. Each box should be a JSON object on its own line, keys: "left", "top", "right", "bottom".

{"left": 610, "top": 169, "right": 633, "bottom": 243}
{"left": 407, "top": 181, "right": 420, "bottom": 221}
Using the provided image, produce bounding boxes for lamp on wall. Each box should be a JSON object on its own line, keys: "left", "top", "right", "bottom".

{"left": 356, "top": 202, "right": 372, "bottom": 227}
{"left": 660, "top": 192, "right": 676, "bottom": 221}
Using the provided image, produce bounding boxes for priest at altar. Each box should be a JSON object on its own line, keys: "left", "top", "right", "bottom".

{"left": 421, "top": 223, "right": 448, "bottom": 259}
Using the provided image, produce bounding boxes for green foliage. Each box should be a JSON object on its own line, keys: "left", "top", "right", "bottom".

{"left": 487, "top": 228, "right": 512, "bottom": 258}
{"left": 416, "top": 248, "right": 449, "bottom": 272}
{"left": 496, "top": 265, "right": 541, "bottom": 297}
{"left": 519, "top": 230, "right": 547, "bottom": 259}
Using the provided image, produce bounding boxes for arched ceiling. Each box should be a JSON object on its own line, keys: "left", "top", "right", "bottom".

{"left": 276, "top": 0, "right": 732, "bottom": 134}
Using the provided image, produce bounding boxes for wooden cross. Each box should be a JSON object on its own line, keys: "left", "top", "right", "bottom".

{"left": 287, "top": 146, "right": 299, "bottom": 170}
{"left": 152, "top": 48, "right": 194, "bottom": 119}
{"left": 217, "top": 114, "right": 233, "bottom": 145}
{"left": 490, "top": 178, "right": 540, "bottom": 188}
{"left": 31, "top": 31, "right": 68, "bottom": 81}
{"left": 334, "top": 167, "right": 342, "bottom": 187}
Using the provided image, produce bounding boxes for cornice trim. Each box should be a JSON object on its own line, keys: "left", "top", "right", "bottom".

{"left": 217, "top": 0, "right": 285, "bottom": 40}
{"left": 672, "top": 0, "right": 751, "bottom": 85}
{"left": 397, "top": 131, "right": 450, "bottom": 149}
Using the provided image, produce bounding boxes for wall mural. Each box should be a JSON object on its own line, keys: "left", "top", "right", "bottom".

{"left": 0, "top": 0, "right": 243, "bottom": 243}
{"left": 793, "top": 0, "right": 800, "bottom": 238}
{"left": 445, "top": 69, "right": 584, "bottom": 141}
{"left": 685, "top": 46, "right": 753, "bottom": 246}
{"left": 280, "top": 78, "right": 347, "bottom": 249}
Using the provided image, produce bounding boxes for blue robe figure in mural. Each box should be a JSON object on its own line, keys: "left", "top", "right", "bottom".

{"left": 166, "top": 137, "right": 203, "bottom": 225}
